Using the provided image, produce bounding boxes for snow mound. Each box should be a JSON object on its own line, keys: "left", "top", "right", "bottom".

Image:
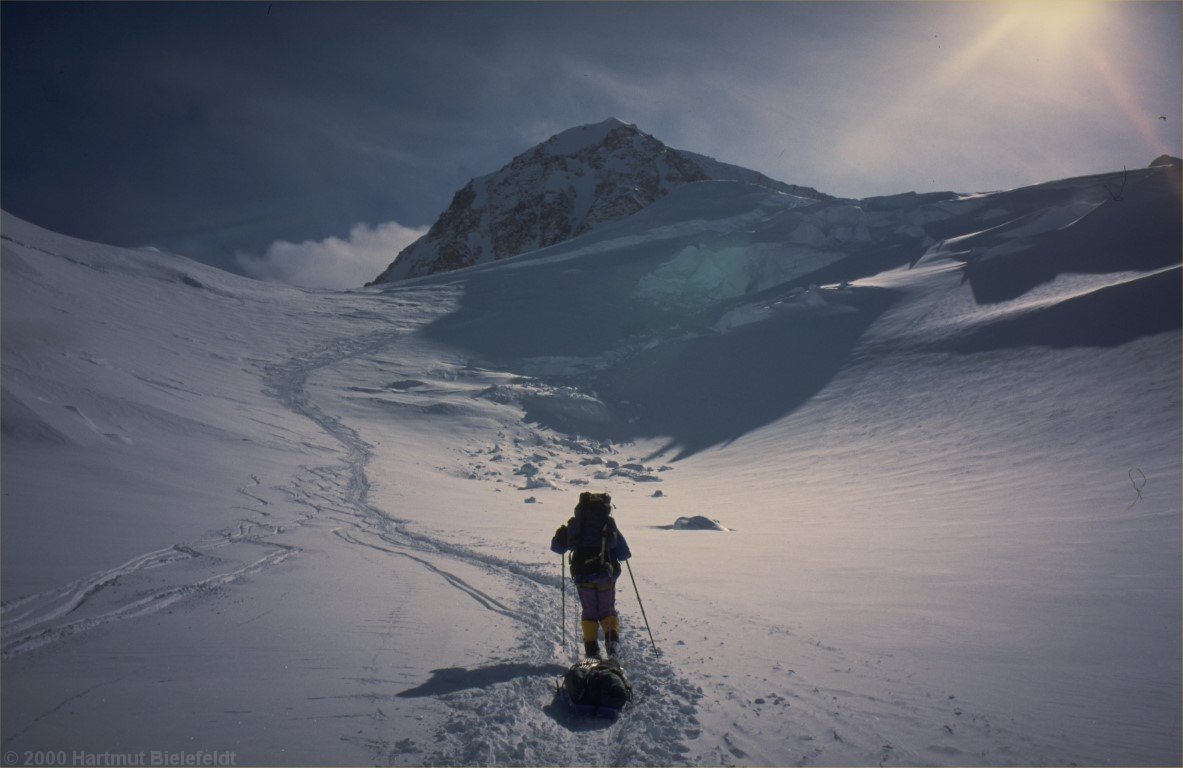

{"left": 667, "top": 515, "right": 730, "bottom": 531}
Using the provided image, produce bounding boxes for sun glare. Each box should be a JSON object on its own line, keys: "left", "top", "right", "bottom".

{"left": 832, "top": 0, "right": 1169, "bottom": 184}
{"left": 1002, "top": 0, "right": 1106, "bottom": 56}
{"left": 993, "top": 0, "right": 1168, "bottom": 157}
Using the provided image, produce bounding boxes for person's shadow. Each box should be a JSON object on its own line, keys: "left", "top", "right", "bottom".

{"left": 397, "top": 662, "right": 567, "bottom": 698}
{"left": 397, "top": 662, "right": 619, "bottom": 732}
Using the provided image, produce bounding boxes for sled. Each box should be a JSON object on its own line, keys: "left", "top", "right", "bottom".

{"left": 555, "top": 657, "right": 632, "bottom": 717}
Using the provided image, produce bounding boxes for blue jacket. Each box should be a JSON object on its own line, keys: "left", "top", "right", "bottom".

{"left": 550, "top": 516, "right": 631, "bottom": 562}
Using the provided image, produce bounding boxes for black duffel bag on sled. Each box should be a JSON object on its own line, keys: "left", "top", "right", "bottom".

{"left": 556, "top": 657, "right": 632, "bottom": 717}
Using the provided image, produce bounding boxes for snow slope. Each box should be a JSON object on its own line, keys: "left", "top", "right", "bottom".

{"left": 2, "top": 159, "right": 1180, "bottom": 766}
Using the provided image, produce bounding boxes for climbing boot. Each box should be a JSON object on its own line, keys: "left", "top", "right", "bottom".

{"left": 584, "top": 640, "right": 601, "bottom": 658}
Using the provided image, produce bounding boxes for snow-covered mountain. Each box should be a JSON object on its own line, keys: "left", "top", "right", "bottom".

{"left": 2, "top": 156, "right": 1180, "bottom": 766}
{"left": 369, "top": 118, "right": 828, "bottom": 282}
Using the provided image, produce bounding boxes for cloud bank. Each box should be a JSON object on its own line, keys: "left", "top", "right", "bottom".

{"left": 237, "top": 220, "right": 427, "bottom": 290}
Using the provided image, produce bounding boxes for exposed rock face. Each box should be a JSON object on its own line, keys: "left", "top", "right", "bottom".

{"left": 370, "top": 118, "right": 828, "bottom": 283}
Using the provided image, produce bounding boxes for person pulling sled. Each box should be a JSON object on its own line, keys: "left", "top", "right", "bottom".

{"left": 551, "top": 491, "right": 631, "bottom": 658}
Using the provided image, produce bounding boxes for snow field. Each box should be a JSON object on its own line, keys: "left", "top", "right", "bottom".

{"left": 3, "top": 158, "right": 1180, "bottom": 766}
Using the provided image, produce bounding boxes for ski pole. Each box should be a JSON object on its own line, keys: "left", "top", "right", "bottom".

{"left": 561, "top": 554, "right": 567, "bottom": 653}
{"left": 625, "top": 560, "right": 658, "bottom": 653}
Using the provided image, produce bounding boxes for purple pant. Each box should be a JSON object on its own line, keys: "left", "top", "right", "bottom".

{"left": 577, "top": 577, "right": 617, "bottom": 621}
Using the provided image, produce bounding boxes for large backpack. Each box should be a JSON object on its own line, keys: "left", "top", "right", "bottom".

{"left": 558, "top": 658, "right": 632, "bottom": 716}
{"left": 568, "top": 492, "right": 618, "bottom": 579}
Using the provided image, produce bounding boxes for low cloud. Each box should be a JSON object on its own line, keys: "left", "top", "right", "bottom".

{"left": 237, "top": 220, "right": 427, "bottom": 290}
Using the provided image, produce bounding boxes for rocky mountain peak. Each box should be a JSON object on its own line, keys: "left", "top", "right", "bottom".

{"left": 535, "top": 117, "right": 635, "bottom": 156}
{"left": 369, "top": 120, "right": 828, "bottom": 283}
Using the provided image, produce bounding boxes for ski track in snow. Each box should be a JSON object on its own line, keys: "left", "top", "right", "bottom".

{"left": 0, "top": 501, "right": 299, "bottom": 660}
{"left": 257, "top": 322, "right": 710, "bottom": 765}
{"left": 0, "top": 540, "right": 297, "bottom": 659}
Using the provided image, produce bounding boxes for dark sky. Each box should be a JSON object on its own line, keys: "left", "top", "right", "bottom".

{"left": 3, "top": 1, "right": 1179, "bottom": 282}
